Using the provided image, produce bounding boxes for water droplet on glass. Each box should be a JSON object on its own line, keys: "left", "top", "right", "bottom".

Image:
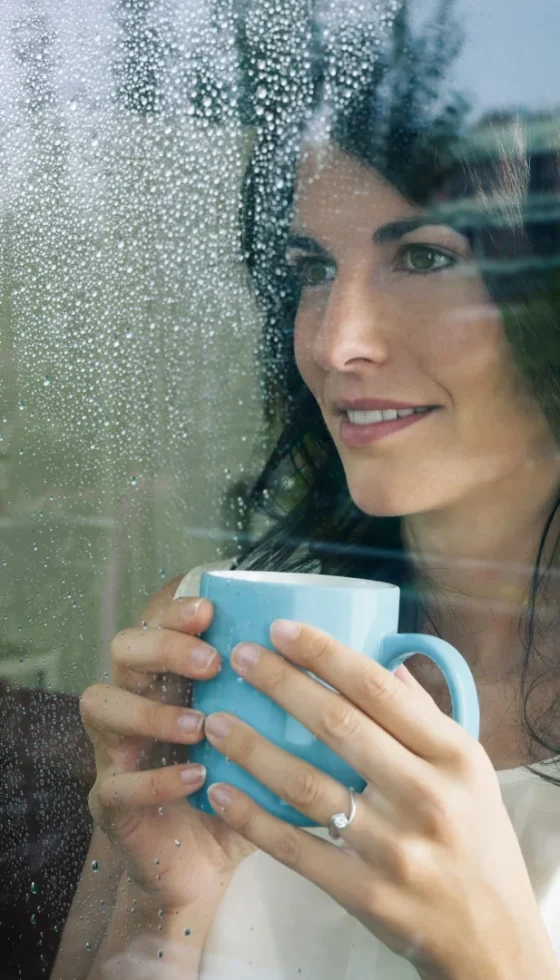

{"left": 30, "top": 882, "right": 38, "bottom": 895}
{"left": 91, "top": 860, "right": 99, "bottom": 872}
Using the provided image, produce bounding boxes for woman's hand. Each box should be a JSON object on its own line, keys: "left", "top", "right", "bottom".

{"left": 80, "top": 591, "right": 254, "bottom": 916}
{"left": 201, "top": 620, "right": 559, "bottom": 980}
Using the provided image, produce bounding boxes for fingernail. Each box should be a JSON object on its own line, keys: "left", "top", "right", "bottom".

{"left": 208, "top": 783, "right": 231, "bottom": 809}
{"left": 177, "top": 711, "right": 205, "bottom": 733}
{"left": 179, "top": 764, "right": 206, "bottom": 785}
{"left": 182, "top": 598, "right": 202, "bottom": 615}
{"left": 205, "top": 714, "right": 232, "bottom": 739}
{"left": 271, "top": 619, "right": 300, "bottom": 643}
{"left": 231, "top": 642, "right": 261, "bottom": 671}
{"left": 190, "top": 644, "right": 218, "bottom": 669}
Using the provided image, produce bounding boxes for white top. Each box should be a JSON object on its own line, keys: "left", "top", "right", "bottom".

{"left": 175, "top": 562, "right": 560, "bottom": 979}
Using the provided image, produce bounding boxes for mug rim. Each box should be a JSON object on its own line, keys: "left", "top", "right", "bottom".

{"left": 203, "top": 570, "right": 397, "bottom": 591}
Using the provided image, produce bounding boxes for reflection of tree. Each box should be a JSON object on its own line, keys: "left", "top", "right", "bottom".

{"left": 114, "top": 0, "right": 166, "bottom": 114}
{"left": 11, "top": 2, "right": 56, "bottom": 115}
{"left": 186, "top": 0, "right": 470, "bottom": 137}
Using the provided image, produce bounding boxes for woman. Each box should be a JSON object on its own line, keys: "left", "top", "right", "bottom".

{"left": 53, "top": 17, "right": 560, "bottom": 980}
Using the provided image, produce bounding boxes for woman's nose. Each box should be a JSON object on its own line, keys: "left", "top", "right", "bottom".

{"left": 311, "top": 277, "right": 392, "bottom": 373}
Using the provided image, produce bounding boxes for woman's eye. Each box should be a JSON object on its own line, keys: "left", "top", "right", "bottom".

{"left": 398, "top": 244, "right": 455, "bottom": 274}
{"left": 288, "top": 257, "right": 336, "bottom": 287}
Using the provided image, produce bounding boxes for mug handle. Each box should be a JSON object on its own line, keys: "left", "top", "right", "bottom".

{"left": 380, "top": 633, "right": 480, "bottom": 740}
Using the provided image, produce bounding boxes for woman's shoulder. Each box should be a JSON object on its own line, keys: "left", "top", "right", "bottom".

{"left": 173, "top": 557, "right": 235, "bottom": 600}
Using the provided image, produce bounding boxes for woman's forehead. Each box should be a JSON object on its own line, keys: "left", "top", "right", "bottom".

{"left": 292, "top": 143, "right": 419, "bottom": 237}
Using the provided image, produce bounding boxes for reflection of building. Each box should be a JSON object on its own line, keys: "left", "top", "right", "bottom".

{"left": 433, "top": 110, "right": 560, "bottom": 265}
{"left": 455, "top": 108, "right": 560, "bottom": 174}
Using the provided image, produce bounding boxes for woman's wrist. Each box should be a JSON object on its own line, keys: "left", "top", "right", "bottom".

{"left": 421, "top": 928, "right": 560, "bottom": 980}
{"left": 84, "top": 873, "right": 227, "bottom": 980}
{"left": 125, "top": 875, "right": 226, "bottom": 946}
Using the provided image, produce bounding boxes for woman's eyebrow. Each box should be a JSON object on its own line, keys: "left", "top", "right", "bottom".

{"left": 287, "top": 220, "right": 458, "bottom": 253}
{"left": 285, "top": 233, "right": 331, "bottom": 255}
{"left": 372, "top": 217, "right": 438, "bottom": 244}
{"left": 373, "top": 216, "right": 463, "bottom": 244}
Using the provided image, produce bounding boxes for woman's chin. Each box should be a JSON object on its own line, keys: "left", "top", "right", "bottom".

{"left": 347, "top": 480, "right": 433, "bottom": 519}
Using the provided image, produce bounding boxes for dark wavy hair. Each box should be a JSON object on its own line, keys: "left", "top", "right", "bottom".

{"left": 230, "top": 3, "right": 560, "bottom": 778}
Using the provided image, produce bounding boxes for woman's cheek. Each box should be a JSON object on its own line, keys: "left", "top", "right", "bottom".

{"left": 422, "top": 297, "right": 505, "bottom": 380}
{"left": 293, "top": 314, "right": 317, "bottom": 389}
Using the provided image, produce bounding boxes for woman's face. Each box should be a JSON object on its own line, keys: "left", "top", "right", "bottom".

{"left": 288, "top": 143, "right": 556, "bottom": 518}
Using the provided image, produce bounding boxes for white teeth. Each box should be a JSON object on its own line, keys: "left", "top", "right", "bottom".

{"left": 347, "top": 410, "right": 383, "bottom": 424}
{"left": 346, "top": 407, "right": 430, "bottom": 425}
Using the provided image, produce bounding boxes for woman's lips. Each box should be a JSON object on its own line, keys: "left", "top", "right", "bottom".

{"left": 339, "top": 408, "right": 439, "bottom": 447}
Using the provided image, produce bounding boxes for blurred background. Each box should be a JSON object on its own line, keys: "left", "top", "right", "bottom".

{"left": 0, "top": 0, "right": 558, "bottom": 696}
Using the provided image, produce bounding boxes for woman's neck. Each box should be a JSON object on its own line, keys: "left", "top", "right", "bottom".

{"left": 402, "top": 456, "right": 560, "bottom": 673}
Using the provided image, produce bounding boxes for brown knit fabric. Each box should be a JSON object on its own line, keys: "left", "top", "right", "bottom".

{"left": 0, "top": 682, "right": 95, "bottom": 979}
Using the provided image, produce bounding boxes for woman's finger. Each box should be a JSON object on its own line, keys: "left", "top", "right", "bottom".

{"left": 205, "top": 781, "right": 405, "bottom": 921}
{"left": 207, "top": 712, "right": 416, "bottom": 860}
{"left": 204, "top": 710, "right": 435, "bottom": 829}
{"left": 111, "top": 627, "right": 221, "bottom": 693}
{"left": 143, "top": 673, "right": 195, "bottom": 770}
{"left": 263, "top": 621, "right": 469, "bottom": 761}
{"left": 227, "top": 643, "right": 444, "bottom": 805}
{"left": 147, "top": 595, "right": 214, "bottom": 634}
{"left": 80, "top": 684, "right": 206, "bottom": 746}
{"left": 92, "top": 762, "right": 207, "bottom": 816}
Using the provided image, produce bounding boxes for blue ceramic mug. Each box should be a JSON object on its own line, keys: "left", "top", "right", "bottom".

{"left": 187, "top": 570, "right": 480, "bottom": 826}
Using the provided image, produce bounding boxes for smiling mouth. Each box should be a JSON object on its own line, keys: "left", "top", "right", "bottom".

{"left": 343, "top": 406, "right": 436, "bottom": 424}
{"left": 338, "top": 405, "right": 441, "bottom": 447}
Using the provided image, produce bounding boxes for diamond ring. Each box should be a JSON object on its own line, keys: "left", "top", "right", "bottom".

{"left": 327, "top": 787, "right": 357, "bottom": 840}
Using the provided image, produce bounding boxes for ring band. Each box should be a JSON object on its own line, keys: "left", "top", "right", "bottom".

{"left": 327, "top": 787, "right": 357, "bottom": 840}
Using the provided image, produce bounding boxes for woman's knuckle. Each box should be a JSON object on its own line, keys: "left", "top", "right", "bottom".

{"left": 260, "top": 654, "right": 288, "bottom": 693}
{"left": 110, "top": 628, "right": 134, "bottom": 664}
{"left": 386, "top": 836, "right": 428, "bottom": 885}
{"left": 95, "top": 774, "right": 117, "bottom": 810}
{"left": 231, "top": 801, "right": 255, "bottom": 838}
{"left": 157, "top": 630, "right": 178, "bottom": 670}
{"left": 145, "top": 769, "right": 163, "bottom": 802}
{"left": 421, "top": 791, "right": 460, "bottom": 842}
{"left": 282, "top": 766, "right": 321, "bottom": 808}
{"left": 321, "top": 699, "right": 361, "bottom": 740}
{"left": 451, "top": 737, "right": 489, "bottom": 779}
{"left": 140, "top": 697, "right": 161, "bottom": 734}
{"left": 79, "top": 684, "right": 109, "bottom": 725}
{"left": 87, "top": 785, "right": 102, "bottom": 824}
{"left": 359, "top": 879, "right": 386, "bottom": 920}
{"left": 304, "top": 632, "right": 334, "bottom": 668}
{"left": 362, "top": 667, "right": 398, "bottom": 706}
{"left": 272, "top": 828, "right": 302, "bottom": 868}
